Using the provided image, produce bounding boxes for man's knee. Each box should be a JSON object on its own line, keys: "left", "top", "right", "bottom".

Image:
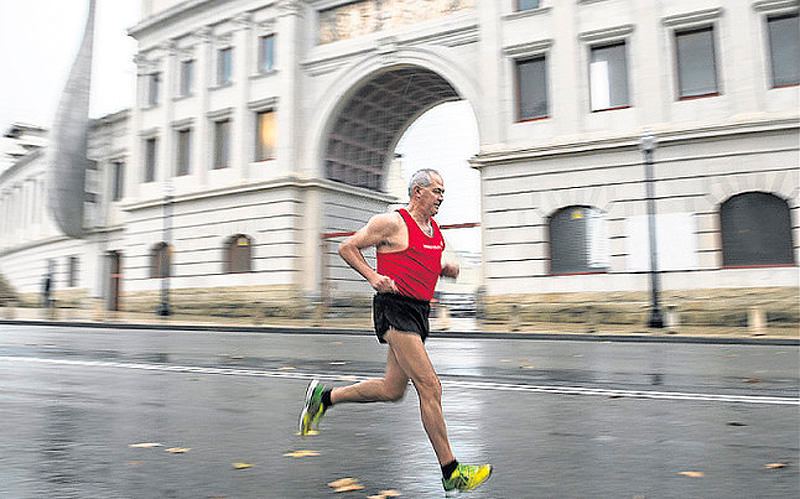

{"left": 384, "top": 385, "right": 406, "bottom": 402}
{"left": 414, "top": 374, "right": 442, "bottom": 400}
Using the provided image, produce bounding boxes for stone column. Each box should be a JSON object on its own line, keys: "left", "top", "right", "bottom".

{"left": 233, "top": 13, "right": 253, "bottom": 180}
{"left": 161, "top": 40, "right": 177, "bottom": 182}
{"left": 276, "top": 0, "right": 306, "bottom": 177}
{"left": 130, "top": 54, "right": 147, "bottom": 201}
{"left": 195, "top": 27, "right": 213, "bottom": 187}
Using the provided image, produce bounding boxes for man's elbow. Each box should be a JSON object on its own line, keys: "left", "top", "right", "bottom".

{"left": 338, "top": 240, "right": 351, "bottom": 258}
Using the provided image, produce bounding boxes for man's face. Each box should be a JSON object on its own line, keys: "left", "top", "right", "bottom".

{"left": 416, "top": 173, "right": 444, "bottom": 216}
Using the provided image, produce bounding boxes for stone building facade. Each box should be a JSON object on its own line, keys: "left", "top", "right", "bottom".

{"left": 1, "top": 0, "right": 798, "bottom": 326}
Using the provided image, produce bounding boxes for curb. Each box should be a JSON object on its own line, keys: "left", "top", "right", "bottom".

{"left": 1, "top": 319, "right": 798, "bottom": 346}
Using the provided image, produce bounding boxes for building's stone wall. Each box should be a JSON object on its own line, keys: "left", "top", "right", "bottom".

{"left": 484, "top": 287, "right": 799, "bottom": 328}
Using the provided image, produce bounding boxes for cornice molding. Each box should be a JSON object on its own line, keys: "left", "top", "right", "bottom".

{"left": 503, "top": 39, "right": 553, "bottom": 58}
{"left": 579, "top": 25, "right": 635, "bottom": 44}
{"left": 662, "top": 8, "right": 724, "bottom": 28}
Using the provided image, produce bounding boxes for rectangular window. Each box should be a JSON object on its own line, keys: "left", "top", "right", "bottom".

{"left": 259, "top": 35, "right": 275, "bottom": 73}
{"left": 676, "top": 27, "right": 718, "bottom": 98}
{"left": 112, "top": 161, "right": 124, "bottom": 201}
{"left": 180, "top": 60, "right": 194, "bottom": 96}
{"left": 767, "top": 14, "right": 800, "bottom": 87}
{"left": 145, "top": 138, "right": 157, "bottom": 182}
{"left": 148, "top": 72, "right": 161, "bottom": 106}
{"left": 218, "top": 47, "right": 233, "bottom": 85}
{"left": 516, "top": 56, "right": 548, "bottom": 121}
{"left": 517, "top": 0, "right": 540, "bottom": 11}
{"left": 214, "top": 119, "right": 231, "bottom": 169}
{"left": 176, "top": 129, "right": 192, "bottom": 176}
{"left": 68, "top": 256, "right": 78, "bottom": 288}
{"left": 590, "top": 42, "right": 629, "bottom": 111}
{"left": 255, "top": 110, "right": 276, "bottom": 161}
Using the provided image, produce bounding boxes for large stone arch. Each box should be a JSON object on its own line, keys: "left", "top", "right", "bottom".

{"left": 308, "top": 47, "right": 485, "bottom": 191}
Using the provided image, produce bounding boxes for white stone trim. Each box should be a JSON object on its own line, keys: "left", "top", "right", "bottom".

{"left": 503, "top": 39, "right": 554, "bottom": 58}
{"left": 538, "top": 184, "right": 614, "bottom": 218}
{"left": 662, "top": 8, "right": 724, "bottom": 29}
{"left": 206, "top": 107, "right": 233, "bottom": 121}
{"left": 753, "top": 0, "right": 799, "bottom": 14}
{"left": 248, "top": 97, "right": 279, "bottom": 112}
{"left": 578, "top": 25, "right": 635, "bottom": 44}
{"left": 502, "top": 6, "right": 553, "bottom": 22}
{"left": 706, "top": 170, "right": 795, "bottom": 206}
{"left": 170, "top": 117, "right": 195, "bottom": 130}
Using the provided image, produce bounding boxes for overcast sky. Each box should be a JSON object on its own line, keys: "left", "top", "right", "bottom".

{"left": 0, "top": 0, "right": 481, "bottom": 251}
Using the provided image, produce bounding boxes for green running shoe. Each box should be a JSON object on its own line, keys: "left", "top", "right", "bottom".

{"left": 442, "top": 463, "right": 493, "bottom": 495}
{"left": 298, "top": 379, "right": 326, "bottom": 437}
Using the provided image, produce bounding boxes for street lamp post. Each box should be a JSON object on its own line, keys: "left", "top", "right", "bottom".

{"left": 156, "top": 180, "right": 174, "bottom": 316}
{"left": 639, "top": 133, "right": 664, "bottom": 328}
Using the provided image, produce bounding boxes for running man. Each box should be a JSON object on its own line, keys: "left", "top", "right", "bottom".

{"left": 299, "top": 169, "right": 492, "bottom": 495}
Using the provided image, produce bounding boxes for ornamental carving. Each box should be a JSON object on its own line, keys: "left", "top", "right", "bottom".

{"left": 318, "top": 0, "right": 476, "bottom": 44}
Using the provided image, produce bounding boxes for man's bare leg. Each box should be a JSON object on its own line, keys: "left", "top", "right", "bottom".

{"left": 382, "top": 328, "right": 455, "bottom": 466}
{"left": 330, "top": 348, "right": 409, "bottom": 404}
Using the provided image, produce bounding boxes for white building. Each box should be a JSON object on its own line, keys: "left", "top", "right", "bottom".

{"left": 1, "top": 0, "right": 798, "bottom": 325}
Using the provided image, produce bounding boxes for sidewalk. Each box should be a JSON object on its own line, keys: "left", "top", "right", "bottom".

{"left": 1, "top": 306, "right": 798, "bottom": 345}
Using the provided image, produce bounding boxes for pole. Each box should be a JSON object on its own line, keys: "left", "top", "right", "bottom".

{"left": 640, "top": 133, "right": 664, "bottom": 328}
{"left": 156, "top": 181, "right": 173, "bottom": 316}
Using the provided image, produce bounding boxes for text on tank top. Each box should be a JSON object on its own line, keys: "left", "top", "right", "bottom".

{"left": 376, "top": 208, "right": 444, "bottom": 301}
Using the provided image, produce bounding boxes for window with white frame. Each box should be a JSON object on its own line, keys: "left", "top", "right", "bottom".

{"left": 218, "top": 47, "right": 233, "bottom": 85}
{"left": 589, "top": 42, "right": 630, "bottom": 111}
{"left": 259, "top": 34, "right": 275, "bottom": 73}
{"left": 549, "top": 206, "right": 609, "bottom": 274}
{"left": 144, "top": 137, "right": 158, "bottom": 182}
{"left": 213, "top": 119, "right": 231, "bottom": 169}
{"left": 675, "top": 27, "right": 719, "bottom": 98}
{"left": 516, "top": 56, "right": 548, "bottom": 121}
{"left": 111, "top": 161, "right": 124, "bottom": 201}
{"left": 180, "top": 59, "right": 195, "bottom": 96}
{"left": 517, "top": 0, "right": 540, "bottom": 11}
{"left": 255, "top": 110, "right": 276, "bottom": 161}
{"left": 767, "top": 13, "right": 799, "bottom": 87}
{"left": 148, "top": 72, "right": 161, "bottom": 106}
{"left": 176, "top": 128, "right": 192, "bottom": 176}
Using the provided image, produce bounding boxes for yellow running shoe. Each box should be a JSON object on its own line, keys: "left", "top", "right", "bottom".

{"left": 442, "top": 463, "right": 493, "bottom": 495}
{"left": 298, "top": 379, "right": 326, "bottom": 437}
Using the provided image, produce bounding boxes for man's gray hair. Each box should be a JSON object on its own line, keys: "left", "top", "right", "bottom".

{"left": 408, "top": 168, "right": 441, "bottom": 197}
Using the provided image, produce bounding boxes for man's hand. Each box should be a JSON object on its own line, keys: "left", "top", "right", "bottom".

{"left": 370, "top": 274, "right": 398, "bottom": 293}
{"left": 440, "top": 263, "right": 459, "bottom": 279}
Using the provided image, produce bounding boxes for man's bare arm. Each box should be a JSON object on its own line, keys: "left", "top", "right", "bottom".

{"left": 338, "top": 214, "right": 400, "bottom": 293}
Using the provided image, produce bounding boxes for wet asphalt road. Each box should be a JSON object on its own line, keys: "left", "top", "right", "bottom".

{"left": 0, "top": 325, "right": 798, "bottom": 499}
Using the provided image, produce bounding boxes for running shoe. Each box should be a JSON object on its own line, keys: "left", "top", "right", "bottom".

{"left": 442, "top": 463, "right": 493, "bottom": 495}
{"left": 298, "top": 379, "right": 326, "bottom": 436}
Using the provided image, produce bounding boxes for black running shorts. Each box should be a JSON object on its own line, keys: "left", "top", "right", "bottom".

{"left": 372, "top": 292, "right": 431, "bottom": 344}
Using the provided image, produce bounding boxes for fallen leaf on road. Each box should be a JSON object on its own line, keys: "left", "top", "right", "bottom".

{"left": 331, "top": 341, "right": 343, "bottom": 345}
{"left": 187, "top": 378, "right": 202, "bottom": 381}
{"left": 765, "top": 463, "right": 787, "bottom": 469}
{"left": 743, "top": 378, "right": 761, "bottom": 383}
{"left": 573, "top": 354, "right": 584, "bottom": 358}
{"left": 339, "top": 375, "right": 357, "bottom": 381}
{"left": 519, "top": 359, "right": 531, "bottom": 362}
{"left": 129, "top": 443, "right": 162, "bottom": 448}
{"left": 232, "top": 462, "right": 253, "bottom": 469}
{"left": 520, "top": 366, "right": 534, "bottom": 369}
{"left": 328, "top": 478, "right": 358, "bottom": 488}
{"left": 334, "top": 483, "right": 365, "bottom": 493}
{"left": 678, "top": 471, "right": 704, "bottom": 478}
{"left": 380, "top": 490, "right": 401, "bottom": 497}
{"left": 230, "top": 355, "right": 244, "bottom": 359}
{"left": 283, "top": 450, "right": 320, "bottom": 458}
{"left": 499, "top": 359, "right": 512, "bottom": 363}
{"left": 367, "top": 495, "right": 385, "bottom": 499}
{"left": 166, "top": 448, "right": 190, "bottom": 453}
{"left": 727, "top": 354, "right": 738, "bottom": 358}
{"left": 330, "top": 361, "right": 347, "bottom": 365}
{"left": 727, "top": 422, "right": 748, "bottom": 426}
{"left": 277, "top": 366, "right": 296, "bottom": 371}
{"left": 128, "top": 462, "right": 144, "bottom": 465}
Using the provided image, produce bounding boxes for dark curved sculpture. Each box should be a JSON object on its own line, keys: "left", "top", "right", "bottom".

{"left": 47, "top": 0, "right": 96, "bottom": 238}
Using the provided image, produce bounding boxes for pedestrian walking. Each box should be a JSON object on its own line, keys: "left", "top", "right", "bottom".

{"left": 298, "top": 169, "right": 492, "bottom": 495}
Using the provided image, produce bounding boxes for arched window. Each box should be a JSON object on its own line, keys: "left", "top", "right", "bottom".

{"left": 549, "top": 206, "right": 608, "bottom": 274}
{"left": 150, "top": 242, "right": 171, "bottom": 278}
{"left": 225, "top": 234, "right": 252, "bottom": 273}
{"left": 720, "top": 192, "right": 794, "bottom": 267}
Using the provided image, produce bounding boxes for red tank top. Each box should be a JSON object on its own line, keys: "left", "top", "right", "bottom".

{"left": 376, "top": 208, "right": 444, "bottom": 301}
